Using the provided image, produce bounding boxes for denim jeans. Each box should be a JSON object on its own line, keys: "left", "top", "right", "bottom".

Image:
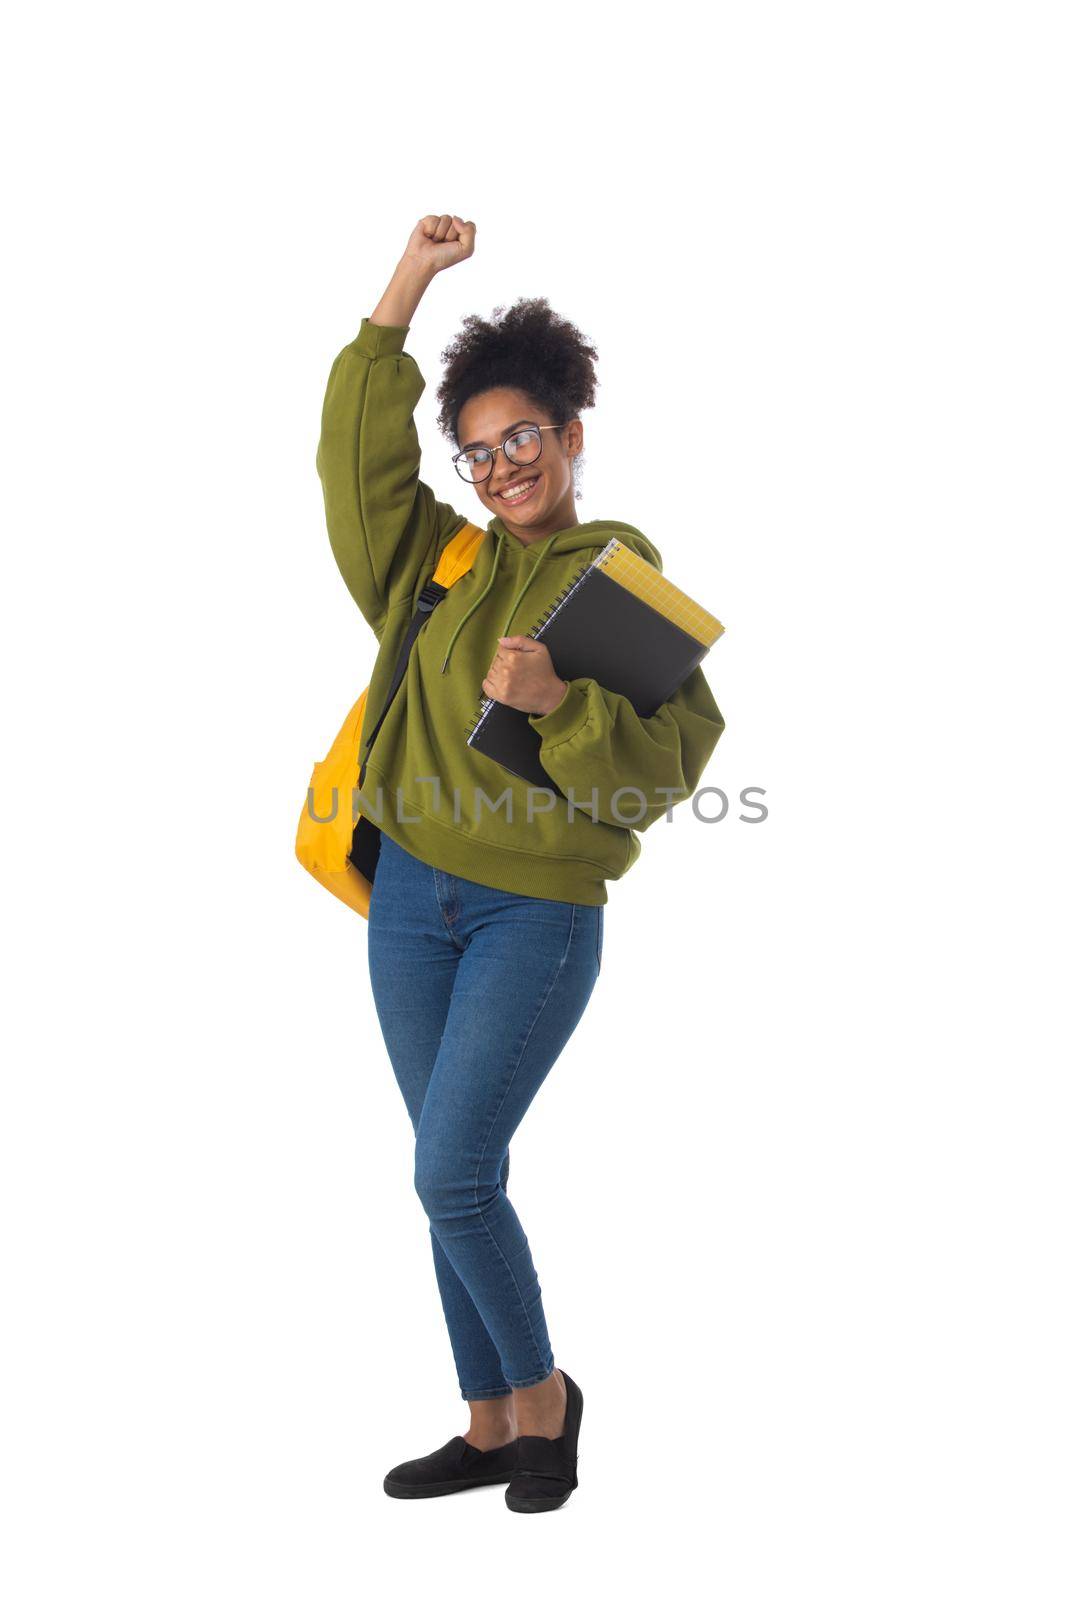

{"left": 367, "top": 830, "right": 604, "bottom": 1399}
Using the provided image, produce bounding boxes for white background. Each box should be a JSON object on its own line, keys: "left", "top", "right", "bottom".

{"left": 2, "top": 3, "right": 1063, "bottom": 1595}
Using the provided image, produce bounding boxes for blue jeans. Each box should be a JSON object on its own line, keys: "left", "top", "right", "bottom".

{"left": 367, "top": 830, "right": 604, "bottom": 1399}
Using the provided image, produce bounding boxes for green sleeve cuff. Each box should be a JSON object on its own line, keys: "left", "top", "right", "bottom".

{"left": 528, "top": 679, "right": 590, "bottom": 747}
{"left": 351, "top": 316, "right": 410, "bottom": 359}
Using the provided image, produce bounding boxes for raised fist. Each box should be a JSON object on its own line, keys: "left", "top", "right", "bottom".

{"left": 403, "top": 213, "right": 476, "bottom": 275}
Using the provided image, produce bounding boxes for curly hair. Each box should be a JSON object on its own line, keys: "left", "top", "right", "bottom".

{"left": 435, "top": 296, "right": 599, "bottom": 446}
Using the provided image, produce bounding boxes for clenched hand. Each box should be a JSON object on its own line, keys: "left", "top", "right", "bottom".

{"left": 483, "top": 636, "right": 569, "bottom": 717}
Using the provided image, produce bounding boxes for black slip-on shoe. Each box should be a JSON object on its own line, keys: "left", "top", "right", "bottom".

{"left": 505, "top": 1370, "right": 583, "bottom": 1513}
{"left": 383, "top": 1435, "right": 519, "bottom": 1499}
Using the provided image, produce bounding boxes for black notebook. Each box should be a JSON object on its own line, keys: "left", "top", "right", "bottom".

{"left": 464, "top": 537, "right": 725, "bottom": 792}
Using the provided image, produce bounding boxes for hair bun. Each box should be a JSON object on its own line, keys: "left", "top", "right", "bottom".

{"left": 436, "top": 297, "right": 599, "bottom": 445}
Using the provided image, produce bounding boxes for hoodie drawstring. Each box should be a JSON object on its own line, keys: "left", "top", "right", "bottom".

{"left": 439, "top": 528, "right": 562, "bottom": 674}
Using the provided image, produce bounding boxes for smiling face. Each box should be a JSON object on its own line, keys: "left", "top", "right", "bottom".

{"left": 456, "top": 387, "right": 584, "bottom": 545}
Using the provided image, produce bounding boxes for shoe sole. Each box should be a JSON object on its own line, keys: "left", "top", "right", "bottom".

{"left": 505, "top": 1487, "right": 573, "bottom": 1512}
{"left": 383, "top": 1471, "right": 514, "bottom": 1500}
{"left": 505, "top": 1381, "right": 583, "bottom": 1514}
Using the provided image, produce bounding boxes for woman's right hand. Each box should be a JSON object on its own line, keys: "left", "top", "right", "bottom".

{"left": 371, "top": 215, "right": 475, "bottom": 328}
{"left": 402, "top": 213, "right": 477, "bottom": 276}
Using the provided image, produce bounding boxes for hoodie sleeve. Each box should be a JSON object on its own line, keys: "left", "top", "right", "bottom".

{"left": 315, "top": 317, "right": 468, "bottom": 635}
{"left": 528, "top": 663, "right": 725, "bottom": 832}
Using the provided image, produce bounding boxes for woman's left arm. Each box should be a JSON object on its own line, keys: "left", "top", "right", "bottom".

{"left": 528, "top": 665, "right": 725, "bottom": 831}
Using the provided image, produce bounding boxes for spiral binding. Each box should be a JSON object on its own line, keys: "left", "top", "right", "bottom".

{"left": 461, "top": 558, "right": 597, "bottom": 744}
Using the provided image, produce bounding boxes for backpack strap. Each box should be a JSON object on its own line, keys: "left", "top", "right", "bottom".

{"left": 357, "top": 523, "right": 485, "bottom": 788}
{"left": 431, "top": 521, "right": 486, "bottom": 587}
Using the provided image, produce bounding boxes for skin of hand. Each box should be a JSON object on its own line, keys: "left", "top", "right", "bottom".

{"left": 403, "top": 212, "right": 477, "bottom": 274}
{"left": 483, "top": 636, "right": 569, "bottom": 716}
{"left": 370, "top": 214, "right": 476, "bottom": 330}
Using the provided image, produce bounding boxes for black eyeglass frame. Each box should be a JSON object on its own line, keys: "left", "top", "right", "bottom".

{"left": 451, "top": 421, "right": 577, "bottom": 484}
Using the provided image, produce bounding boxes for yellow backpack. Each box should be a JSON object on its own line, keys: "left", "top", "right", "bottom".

{"left": 295, "top": 523, "right": 485, "bottom": 918}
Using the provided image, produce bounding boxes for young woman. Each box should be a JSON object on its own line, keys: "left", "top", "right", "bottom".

{"left": 315, "top": 214, "right": 725, "bottom": 1512}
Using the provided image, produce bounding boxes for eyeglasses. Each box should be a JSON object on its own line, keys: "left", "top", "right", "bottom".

{"left": 452, "top": 422, "right": 576, "bottom": 484}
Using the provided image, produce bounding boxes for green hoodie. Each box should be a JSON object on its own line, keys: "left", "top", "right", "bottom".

{"left": 315, "top": 316, "right": 725, "bottom": 906}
